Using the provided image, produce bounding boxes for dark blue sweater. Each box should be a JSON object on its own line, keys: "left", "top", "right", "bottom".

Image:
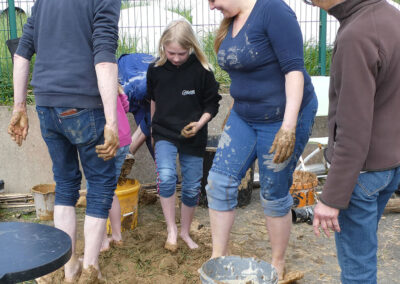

{"left": 218, "top": 0, "right": 315, "bottom": 123}
{"left": 16, "top": 0, "right": 120, "bottom": 108}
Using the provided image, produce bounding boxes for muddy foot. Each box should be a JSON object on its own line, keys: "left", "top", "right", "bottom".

{"left": 78, "top": 266, "right": 103, "bottom": 284}
{"left": 64, "top": 255, "right": 82, "bottom": 283}
{"left": 164, "top": 241, "right": 178, "bottom": 253}
{"left": 278, "top": 271, "right": 304, "bottom": 284}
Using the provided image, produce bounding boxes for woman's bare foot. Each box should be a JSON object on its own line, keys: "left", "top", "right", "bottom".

{"left": 272, "top": 260, "right": 285, "bottom": 281}
{"left": 180, "top": 232, "right": 198, "bottom": 249}
{"left": 278, "top": 271, "right": 305, "bottom": 284}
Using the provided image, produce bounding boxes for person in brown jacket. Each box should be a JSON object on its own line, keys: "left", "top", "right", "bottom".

{"left": 305, "top": 0, "right": 400, "bottom": 283}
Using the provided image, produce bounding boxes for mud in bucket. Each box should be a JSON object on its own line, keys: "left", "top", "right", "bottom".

{"left": 31, "top": 184, "right": 55, "bottom": 221}
{"left": 198, "top": 256, "right": 278, "bottom": 284}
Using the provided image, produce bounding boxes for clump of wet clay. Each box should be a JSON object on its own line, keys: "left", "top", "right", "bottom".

{"left": 118, "top": 154, "right": 135, "bottom": 185}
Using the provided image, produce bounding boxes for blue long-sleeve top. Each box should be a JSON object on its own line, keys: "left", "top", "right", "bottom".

{"left": 16, "top": 0, "right": 120, "bottom": 108}
{"left": 218, "top": 0, "right": 315, "bottom": 122}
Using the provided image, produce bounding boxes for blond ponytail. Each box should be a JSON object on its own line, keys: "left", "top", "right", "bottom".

{"left": 214, "top": 18, "right": 233, "bottom": 54}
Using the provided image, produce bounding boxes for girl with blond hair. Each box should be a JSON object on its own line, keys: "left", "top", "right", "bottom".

{"left": 148, "top": 19, "right": 221, "bottom": 251}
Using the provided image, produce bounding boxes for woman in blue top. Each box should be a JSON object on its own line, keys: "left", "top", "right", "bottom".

{"left": 206, "top": 0, "right": 318, "bottom": 281}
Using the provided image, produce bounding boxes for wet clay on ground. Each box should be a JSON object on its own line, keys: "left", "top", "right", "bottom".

{"left": 9, "top": 184, "right": 400, "bottom": 283}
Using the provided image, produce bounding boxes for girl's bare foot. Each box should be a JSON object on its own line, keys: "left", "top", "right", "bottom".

{"left": 164, "top": 225, "right": 178, "bottom": 252}
{"left": 180, "top": 232, "right": 198, "bottom": 249}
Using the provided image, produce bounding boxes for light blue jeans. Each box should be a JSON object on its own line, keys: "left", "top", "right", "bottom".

{"left": 206, "top": 96, "right": 318, "bottom": 216}
{"left": 155, "top": 140, "right": 203, "bottom": 207}
{"left": 335, "top": 167, "right": 400, "bottom": 284}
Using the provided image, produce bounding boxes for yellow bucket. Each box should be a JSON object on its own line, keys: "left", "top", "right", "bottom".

{"left": 107, "top": 178, "right": 140, "bottom": 234}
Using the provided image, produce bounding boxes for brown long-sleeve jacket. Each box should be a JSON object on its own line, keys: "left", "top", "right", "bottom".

{"left": 321, "top": 0, "right": 400, "bottom": 209}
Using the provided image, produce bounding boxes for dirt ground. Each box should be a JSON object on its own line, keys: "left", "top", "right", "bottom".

{"left": 2, "top": 184, "right": 400, "bottom": 284}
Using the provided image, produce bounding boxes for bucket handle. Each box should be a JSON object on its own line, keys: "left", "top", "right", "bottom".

{"left": 122, "top": 211, "right": 134, "bottom": 217}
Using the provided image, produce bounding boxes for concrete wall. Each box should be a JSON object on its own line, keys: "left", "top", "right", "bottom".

{"left": 0, "top": 94, "right": 326, "bottom": 194}
{"left": 0, "top": 94, "right": 233, "bottom": 194}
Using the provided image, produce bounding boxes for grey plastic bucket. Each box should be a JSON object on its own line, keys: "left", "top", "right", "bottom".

{"left": 31, "top": 184, "right": 55, "bottom": 221}
{"left": 198, "top": 256, "right": 278, "bottom": 284}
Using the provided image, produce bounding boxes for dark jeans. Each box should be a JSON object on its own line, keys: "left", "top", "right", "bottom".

{"left": 36, "top": 106, "right": 116, "bottom": 219}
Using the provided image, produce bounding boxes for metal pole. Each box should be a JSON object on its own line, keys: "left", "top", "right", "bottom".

{"left": 318, "top": 9, "right": 327, "bottom": 76}
{"left": 7, "top": 0, "right": 18, "bottom": 39}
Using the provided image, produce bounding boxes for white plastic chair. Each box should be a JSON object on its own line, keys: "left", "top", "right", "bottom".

{"left": 297, "top": 76, "right": 330, "bottom": 178}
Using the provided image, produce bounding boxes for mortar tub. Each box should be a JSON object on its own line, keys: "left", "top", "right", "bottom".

{"left": 31, "top": 184, "right": 55, "bottom": 221}
{"left": 198, "top": 255, "right": 278, "bottom": 284}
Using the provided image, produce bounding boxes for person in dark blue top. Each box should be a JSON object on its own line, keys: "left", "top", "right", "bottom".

{"left": 205, "top": 0, "right": 318, "bottom": 282}
{"left": 8, "top": 0, "right": 121, "bottom": 281}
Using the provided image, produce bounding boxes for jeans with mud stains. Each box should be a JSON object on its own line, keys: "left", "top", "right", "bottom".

{"left": 36, "top": 106, "right": 116, "bottom": 219}
{"left": 336, "top": 167, "right": 400, "bottom": 284}
{"left": 206, "top": 95, "right": 318, "bottom": 216}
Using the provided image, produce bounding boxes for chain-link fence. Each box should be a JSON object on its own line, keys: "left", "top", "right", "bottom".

{"left": 1, "top": 0, "right": 399, "bottom": 103}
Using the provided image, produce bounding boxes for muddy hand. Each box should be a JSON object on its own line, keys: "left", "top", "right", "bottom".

{"left": 269, "top": 127, "right": 295, "bottom": 164}
{"left": 180, "top": 122, "right": 198, "bottom": 138}
{"left": 96, "top": 125, "right": 119, "bottom": 161}
{"left": 8, "top": 110, "right": 29, "bottom": 147}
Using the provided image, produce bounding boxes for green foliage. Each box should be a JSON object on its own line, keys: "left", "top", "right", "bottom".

{"left": 201, "top": 32, "right": 231, "bottom": 92}
{"left": 0, "top": 11, "right": 35, "bottom": 105}
{"left": 304, "top": 41, "right": 333, "bottom": 76}
{"left": 168, "top": 7, "right": 193, "bottom": 23}
{"left": 121, "top": 0, "right": 150, "bottom": 9}
{"left": 117, "top": 36, "right": 139, "bottom": 57}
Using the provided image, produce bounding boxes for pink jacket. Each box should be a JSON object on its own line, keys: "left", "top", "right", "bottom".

{"left": 117, "top": 92, "right": 132, "bottom": 147}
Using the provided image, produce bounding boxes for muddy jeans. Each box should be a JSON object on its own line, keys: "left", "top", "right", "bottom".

{"left": 36, "top": 106, "right": 116, "bottom": 219}
{"left": 206, "top": 96, "right": 318, "bottom": 216}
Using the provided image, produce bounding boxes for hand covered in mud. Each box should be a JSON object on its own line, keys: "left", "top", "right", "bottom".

{"left": 313, "top": 201, "right": 340, "bottom": 238}
{"left": 96, "top": 124, "right": 119, "bottom": 161}
{"left": 8, "top": 110, "right": 29, "bottom": 146}
{"left": 181, "top": 122, "right": 198, "bottom": 138}
{"left": 269, "top": 127, "right": 295, "bottom": 164}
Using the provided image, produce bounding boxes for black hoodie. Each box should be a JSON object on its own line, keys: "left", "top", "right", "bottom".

{"left": 147, "top": 54, "right": 221, "bottom": 156}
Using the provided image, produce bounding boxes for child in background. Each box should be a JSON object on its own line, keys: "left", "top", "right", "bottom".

{"left": 99, "top": 84, "right": 132, "bottom": 251}
{"left": 118, "top": 53, "right": 155, "bottom": 160}
{"left": 148, "top": 19, "right": 221, "bottom": 251}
